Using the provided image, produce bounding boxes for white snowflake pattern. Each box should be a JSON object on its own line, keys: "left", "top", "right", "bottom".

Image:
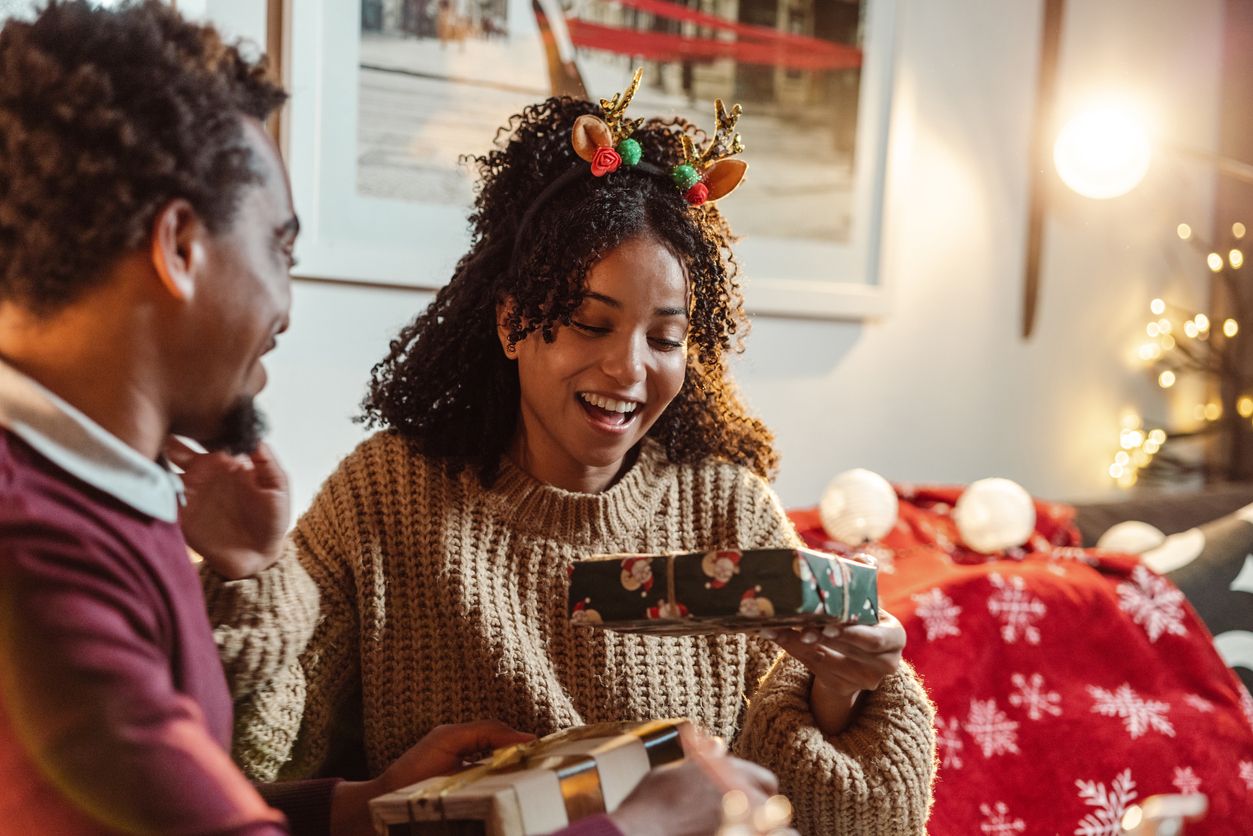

{"left": 935, "top": 716, "right": 964, "bottom": 770}
{"left": 1117, "top": 565, "right": 1187, "bottom": 643}
{"left": 1088, "top": 683, "right": 1175, "bottom": 739}
{"left": 987, "top": 573, "right": 1047, "bottom": 644}
{"left": 1074, "top": 768, "right": 1137, "bottom": 836}
{"left": 912, "top": 587, "right": 963, "bottom": 640}
{"left": 978, "top": 801, "right": 1025, "bottom": 834}
{"left": 1182, "top": 693, "right": 1214, "bottom": 713}
{"left": 1171, "top": 766, "right": 1202, "bottom": 795}
{"left": 1008, "top": 672, "right": 1063, "bottom": 720}
{"left": 966, "top": 698, "right": 1020, "bottom": 758}
{"left": 1241, "top": 686, "right": 1253, "bottom": 732}
{"left": 1239, "top": 760, "right": 1253, "bottom": 790}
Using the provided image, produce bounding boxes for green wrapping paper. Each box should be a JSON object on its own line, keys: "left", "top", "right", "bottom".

{"left": 568, "top": 548, "right": 878, "bottom": 635}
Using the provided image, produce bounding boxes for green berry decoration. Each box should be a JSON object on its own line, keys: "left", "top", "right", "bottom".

{"left": 616, "top": 137, "right": 642, "bottom": 167}
{"left": 671, "top": 164, "right": 700, "bottom": 191}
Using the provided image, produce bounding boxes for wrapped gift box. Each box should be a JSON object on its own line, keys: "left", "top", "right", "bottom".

{"left": 568, "top": 548, "right": 878, "bottom": 635}
{"left": 371, "top": 719, "right": 687, "bottom": 836}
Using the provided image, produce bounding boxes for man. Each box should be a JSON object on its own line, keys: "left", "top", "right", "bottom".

{"left": 0, "top": 2, "right": 780, "bottom": 834}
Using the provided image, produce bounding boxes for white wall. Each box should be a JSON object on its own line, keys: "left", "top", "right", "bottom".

{"left": 251, "top": 0, "right": 1226, "bottom": 516}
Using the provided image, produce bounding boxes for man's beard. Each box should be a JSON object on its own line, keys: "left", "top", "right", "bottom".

{"left": 203, "top": 398, "right": 268, "bottom": 455}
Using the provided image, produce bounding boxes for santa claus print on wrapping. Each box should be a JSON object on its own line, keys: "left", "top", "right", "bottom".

{"left": 701, "top": 550, "right": 741, "bottom": 589}
{"left": 738, "top": 587, "right": 775, "bottom": 618}
{"left": 619, "top": 556, "right": 654, "bottom": 596}
{"left": 569, "top": 597, "right": 602, "bottom": 625}
{"left": 646, "top": 599, "right": 688, "bottom": 620}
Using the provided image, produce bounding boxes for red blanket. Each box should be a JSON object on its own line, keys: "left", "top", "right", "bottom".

{"left": 788, "top": 487, "right": 1253, "bottom": 835}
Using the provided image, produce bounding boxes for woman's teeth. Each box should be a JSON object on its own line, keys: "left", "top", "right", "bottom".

{"left": 579, "top": 393, "right": 639, "bottom": 414}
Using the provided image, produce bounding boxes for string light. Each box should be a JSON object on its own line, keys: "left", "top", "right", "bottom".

{"left": 1150, "top": 298, "right": 1166, "bottom": 316}
{"left": 1231, "top": 249, "right": 1245, "bottom": 269}
{"left": 1109, "top": 419, "right": 1163, "bottom": 489}
{"left": 1238, "top": 395, "right": 1253, "bottom": 418}
{"left": 1208, "top": 252, "right": 1224, "bottom": 272}
{"left": 1224, "top": 318, "right": 1239, "bottom": 338}
{"left": 1177, "top": 223, "right": 1193, "bottom": 240}
{"left": 1146, "top": 322, "right": 1161, "bottom": 338}
{"left": 1184, "top": 321, "right": 1199, "bottom": 339}
{"left": 1235, "top": 222, "right": 1247, "bottom": 239}
{"left": 1196, "top": 313, "right": 1210, "bottom": 332}
{"left": 1157, "top": 370, "right": 1176, "bottom": 388}
{"left": 1204, "top": 402, "right": 1222, "bottom": 422}
{"left": 1159, "top": 334, "right": 1176, "bottom": 351}
{"left": 1137, "top": 342, "right": 1163, "bottom": 362}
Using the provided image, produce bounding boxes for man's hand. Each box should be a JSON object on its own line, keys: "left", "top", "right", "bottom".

{"left": 166, "top": 438, "right": 291, "bottom": 580}
{"left": 331, "top": 720, "right": 535, "bottom": 836}
{"left": 609, "top": 738, "right": 794, "bottom": 836}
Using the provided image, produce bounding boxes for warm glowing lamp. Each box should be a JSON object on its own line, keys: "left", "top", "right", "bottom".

{"left": 1052, "top": 104, "right": 1152, "bottom": 199}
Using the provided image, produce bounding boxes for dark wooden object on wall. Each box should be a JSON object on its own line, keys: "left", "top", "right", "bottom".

{"left": 1021, "top": 0, "right": 1066, "bottom": 340}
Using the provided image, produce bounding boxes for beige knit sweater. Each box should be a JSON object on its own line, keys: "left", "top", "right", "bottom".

{"left": 204, "top": 432, "right": 936, "bottom": 835}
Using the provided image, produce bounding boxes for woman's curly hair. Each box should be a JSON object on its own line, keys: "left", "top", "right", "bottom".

{"left": 362, "top": 95, "right": 778, "bottom": 483}
{"left": 0, "top": 0, "right": 286, "bottom": 315}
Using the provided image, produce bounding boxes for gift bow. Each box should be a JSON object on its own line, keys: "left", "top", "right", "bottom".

{"left": 413, "top": 719, "right": 687, "bottom": 827}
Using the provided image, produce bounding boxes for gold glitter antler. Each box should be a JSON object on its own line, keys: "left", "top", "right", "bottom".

{"left": 600, "top": 67, "right": 645, "bottom": 143}
{"left": 696, "top": 98, "right": 745, "bottom": 167}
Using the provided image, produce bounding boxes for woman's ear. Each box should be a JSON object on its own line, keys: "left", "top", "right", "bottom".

{"left": 495, "top": 298, "right": 518, "bottom": 359}
{"left": 149, "top": 198, "right": 206, "bottom": 302}
{"left": 704, "top": 159, "right": 748, "bottom": 202}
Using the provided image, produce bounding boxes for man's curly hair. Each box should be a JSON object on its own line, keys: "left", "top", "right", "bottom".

{"left": 362, "top": 95, "right": 779, "bottom": 483}
{"left": 0, "top": 0, "right": 286, "bottom": 315}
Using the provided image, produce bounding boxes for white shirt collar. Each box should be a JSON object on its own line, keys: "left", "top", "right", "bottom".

{"left": 0, "top": 358, "right": 183, "bottom": 522}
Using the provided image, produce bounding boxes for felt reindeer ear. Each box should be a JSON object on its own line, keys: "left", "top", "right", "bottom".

{"left": 703, "top": 158, "right": 748, "bottom": 202}
{"left": 572, "top": 115, "right": 614, "bottom": 163}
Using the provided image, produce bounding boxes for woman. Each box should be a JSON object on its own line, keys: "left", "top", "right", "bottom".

{"left": 200, "top": 85, "right": 936, "bottom": 834}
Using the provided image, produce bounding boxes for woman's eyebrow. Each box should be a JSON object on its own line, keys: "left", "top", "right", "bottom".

{"left": 585, "top": 291, "right": 687, "bottom": 318}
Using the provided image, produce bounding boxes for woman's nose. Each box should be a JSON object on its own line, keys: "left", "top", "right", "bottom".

{"left": 600, "top": 333, "right": 646, "bottom": 385}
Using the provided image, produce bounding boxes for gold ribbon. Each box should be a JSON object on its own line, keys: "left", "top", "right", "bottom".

{"left": 409, "top": 719, "right": 686, "bottom": 828}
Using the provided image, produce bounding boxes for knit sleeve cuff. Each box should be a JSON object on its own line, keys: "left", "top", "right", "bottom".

{"left": 201, "top": 545, "right": 320, "bottom": 700}
{"left": 256, "top": 778, "right": 340, "bottom": 836}
{"left": 734, "top": 656, "right": 937, "bottom": 834}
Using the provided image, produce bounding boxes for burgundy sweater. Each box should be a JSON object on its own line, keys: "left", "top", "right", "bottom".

{"left": 0, "top": 366, "right": 622, "bottom": 836}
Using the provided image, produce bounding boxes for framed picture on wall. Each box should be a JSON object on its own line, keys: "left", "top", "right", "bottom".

{"left": 281, "top": 0, "right": 898, "bottom": 319}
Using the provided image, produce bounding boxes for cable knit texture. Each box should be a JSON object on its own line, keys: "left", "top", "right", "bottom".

{"left": 209, "top": 432, "right": 936, "bottom": 835}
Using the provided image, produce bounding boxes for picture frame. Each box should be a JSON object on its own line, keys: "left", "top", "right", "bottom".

{"left": 278, "top": 0, "right": 899, "bottom": 319}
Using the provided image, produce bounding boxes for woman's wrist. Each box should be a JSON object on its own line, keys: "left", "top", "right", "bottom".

{"left": 330, "top": 778, "right": 383, "bottom": 836}
{"left": 809, "top": 676, "right": 861, "bottom": 736}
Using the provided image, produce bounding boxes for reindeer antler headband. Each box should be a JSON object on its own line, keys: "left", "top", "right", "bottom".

{"left": 569, "top": 67, "right": 748, "bottom": 206}
{"left": 506, "top": 68, "right": 748, "bottom": 270}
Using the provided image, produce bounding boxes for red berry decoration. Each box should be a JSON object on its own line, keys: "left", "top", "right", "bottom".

{"left": 684, "top": 181, "right": 709, "bottom": 206}
{"left": 590, "top": 146, "right": 622, "bottom": 177}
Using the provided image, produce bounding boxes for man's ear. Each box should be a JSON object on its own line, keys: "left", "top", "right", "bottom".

{"left": 495, "top": 297, "right": 518, "bottom": 358}
{"left": 149, "top": 199, "right": 207, "bottom": 302}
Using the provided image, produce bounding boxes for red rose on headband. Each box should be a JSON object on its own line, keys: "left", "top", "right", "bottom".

{"left": 684, "top": 182, "right": 709, "bottom": 205}
{"left": 590, "top": 146, "right": 622, "bottom": 177}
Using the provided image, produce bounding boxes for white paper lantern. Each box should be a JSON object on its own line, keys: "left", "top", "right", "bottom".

{"left": 954, "top": 478, "right": 1036, "bottom": 553}
{"left": 1096, "top": 520, "right": 1167, "bottom": 555}
{"left": 819, "top": 468, "right": 899, "bottom": 545}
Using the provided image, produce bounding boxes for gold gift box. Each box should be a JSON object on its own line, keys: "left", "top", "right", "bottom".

{"left": 370, "top": 719, "right": 688, "bottom": 836}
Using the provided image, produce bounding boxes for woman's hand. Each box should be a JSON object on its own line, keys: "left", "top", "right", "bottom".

{"left": 332, "top": 720, "right": 535, "bottom": 836}
{"left": 166, "top": 437, "right": 291, "bottom": 580}
{"left": 767, "top": 610, "right": 907, "bottom": 736}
